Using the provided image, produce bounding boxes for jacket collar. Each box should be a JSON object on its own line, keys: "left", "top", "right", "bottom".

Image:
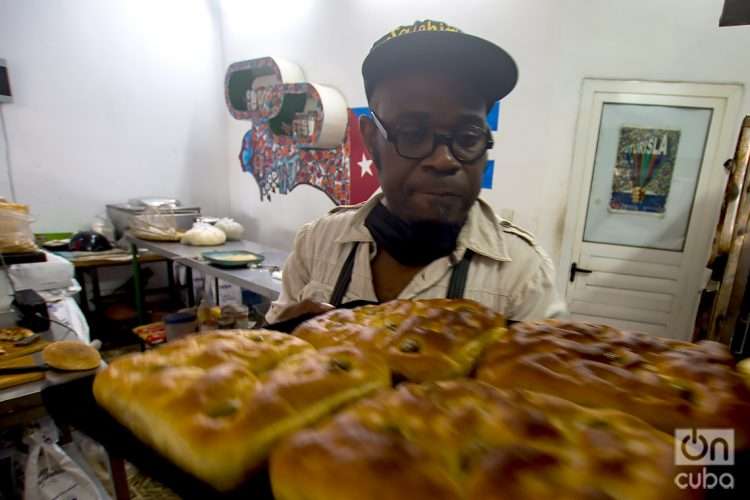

{"left": 334, "top": 193, "right": 511, "bottom": 262}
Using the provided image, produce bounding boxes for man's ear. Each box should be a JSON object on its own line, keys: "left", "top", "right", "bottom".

{"left": 359, "top": 113, "right": 378, "bottom": 161}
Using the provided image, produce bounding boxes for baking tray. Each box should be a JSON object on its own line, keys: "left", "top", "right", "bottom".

{"left": 37, "top": 304, "right": 376, "bottom": 499}
{"left": 41, "top": 313, "right": 750, "bottom": 500}
{"left": 41, "top": 373, "right": 750, "bottom": 500}
{"left": 41, "top": 375, "right": 273, "bottom": 499}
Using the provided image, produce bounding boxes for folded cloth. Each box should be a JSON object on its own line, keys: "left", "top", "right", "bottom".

{"left": 46, "top": 296, "right": 90, "bottom": 343}
{"left": 37, "top": 279, "right": 82, "bottom": 302}
{"left": 8, "top": 251, "right": 74, "bottom": 291}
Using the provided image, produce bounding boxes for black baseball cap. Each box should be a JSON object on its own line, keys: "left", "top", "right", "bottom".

{"left": 362, "top": 20, "right": 518, "bottom": 111}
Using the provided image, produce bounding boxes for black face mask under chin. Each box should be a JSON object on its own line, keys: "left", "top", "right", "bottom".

{"left": 364, "top": 201, "right": 463, "bottom": 267}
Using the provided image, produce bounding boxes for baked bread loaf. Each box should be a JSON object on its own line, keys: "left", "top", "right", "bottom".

{"left": 43, "top": 340, "right": 101, "bottom": 370}
{"left": 293, "top": 299, "right": 505, "bottom": 382}
{"left": 0, "top": 327, "right": 34, "bottom": 342}
{"left": 476, "top": 320, "right": 750, "bottom": 448}
{"left": 271, "top": 379, "right": 686, "bottom": 500}
{"left": 739, "top": 357, "right": 750, "bottom": 388}
{"left": 93, "top": 329, "right": 390, "bottom": 491}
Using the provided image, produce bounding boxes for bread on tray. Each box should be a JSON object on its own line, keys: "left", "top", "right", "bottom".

{"left": 293, "top": 298, "right": 506, "bottom": 382}
{"left": 476, "top": 319, "right": 750, "bottom": 448}
{"left": 271, "top": 379, "right": 688, "bottom": 500}
{"left": 93, "top": 329, "right": 390, "bottom": 491}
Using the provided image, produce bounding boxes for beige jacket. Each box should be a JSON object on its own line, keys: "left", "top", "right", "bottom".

{"left": 266, "top": 194, "right": 567, "bottom": 323}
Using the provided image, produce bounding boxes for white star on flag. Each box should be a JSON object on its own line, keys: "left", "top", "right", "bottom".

{"left": 358, "top": 154, "right": 373, "bottom": 177}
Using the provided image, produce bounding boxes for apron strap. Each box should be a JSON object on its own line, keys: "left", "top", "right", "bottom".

{"left": 446, "top": 249, "right": 474, "bottom": 299}
{"left": 329, "top": 243, "right": 359, "bottom": 307}
{"left": 330, "top": 245, "right": 474, "bottom": 305}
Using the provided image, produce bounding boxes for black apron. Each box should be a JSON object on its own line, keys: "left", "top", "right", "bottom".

{"left": 329, "top": 242, "right": 474, "bottom": 306}
{"left": 266, "top": 244, "right": 474, "bottom": 333}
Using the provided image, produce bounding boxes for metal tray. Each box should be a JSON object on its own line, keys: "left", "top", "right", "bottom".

{"left": 41, "top": 375, "right": 273, "bottom": 499}
{"left": 203, "top": 250, "right": 265, "bottom": 269}
{"left": 40, "top": 323, "right": 750, "bottom": 500}
{"left": 37, "top": 304, "right": 375, "bottom": 498}
{"left": 41, "top": 374, "right": 750, "bottom": 500}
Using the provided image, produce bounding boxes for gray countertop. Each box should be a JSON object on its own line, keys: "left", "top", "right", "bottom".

{"left": 126, "top": 237, "right": 289, "bottom": 300}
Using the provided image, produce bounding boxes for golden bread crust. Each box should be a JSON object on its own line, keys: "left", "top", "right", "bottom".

{"left": 43, "top": 340, "right": 101, "bottom": 370}
{"left": 739, "top": 358, "right": 750, "bottom": 388}
{"left": 93, "top": 329, "right": 390, "bottom": 491}
{"left": 476, "top": 319, "right": 750, "bottom": 447}
{"left": 293, "top": 299, "right": 506, "bottom": 381}
{"left": 270, "top": 380, "right": 685, "bottom": 500}
{"left": 0, "top": 327, "right": 34, "bottom": 342}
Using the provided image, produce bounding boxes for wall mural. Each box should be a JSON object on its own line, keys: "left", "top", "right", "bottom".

{"left": 225, "top": 56, "right": 499, "bottom": 206}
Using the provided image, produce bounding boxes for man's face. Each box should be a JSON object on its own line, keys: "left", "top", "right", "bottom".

{"left": 361, "top": 71, "right": 489, "bottom": 225}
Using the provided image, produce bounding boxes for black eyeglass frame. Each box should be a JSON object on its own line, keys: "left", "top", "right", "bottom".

{"left": 369, "top": 110, "right": 494, "bottom": 163}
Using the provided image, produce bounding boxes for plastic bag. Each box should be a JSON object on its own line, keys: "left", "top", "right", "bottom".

{"left": 129, "top": 204, "right": 181, "bottom": 241}
{"left": 71, "top": 432, "right": 115, "bottom": 498}
{"left": 9, "top": 250, "right": 75, "bottom": 291}
{"left": 24, "top": 423, "right": 104, "bottom": 500}
{"left": 180, "top": 222, "right": 226, "bottom": 246}
{"left": 0, "top": 202, "right": 37, "bottom": 253}
{"left": 214, "top": 218, "right": 244, "bottom": 240}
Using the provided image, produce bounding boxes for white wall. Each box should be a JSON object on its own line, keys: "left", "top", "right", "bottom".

{"left": 219, "top": 0, "right": 568, "bottom": 250}
{"left": 545, "top": 0, "right": 750, "bottom": 261}
{"left": 219, "top": 0, "right": 750, "bottom": 264}
{"left": 0, "top": 0, "right": 747, "bottom": 264}
{"left": 0, "top": 0, "right": 229, "bottom": 234}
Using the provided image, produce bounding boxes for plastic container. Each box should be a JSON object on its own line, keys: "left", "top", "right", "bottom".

{"left": 222, "top": 304, "right": 250, "bottom": 329}
{"left": 164, "top": 312, "right": 197, "bottom": 342}
{"left": 0, "top": 202, "right": 37, "bottom": 253}
{"left": 132, "top": 321, "right": 167, "bottom": 346}
{"left": 217, "top": 316, "right": 235, "bottom": 330}
{"left": 196, "top": 299, "right": 212, "bottom": 324}
{"left": 200, "top": 320, "right": 218, "bottom": 332}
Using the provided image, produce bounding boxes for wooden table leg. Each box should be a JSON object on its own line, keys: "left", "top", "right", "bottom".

{"left": 108, "top": 455, "right": 130, "bottom": 500}
{"left": 185, "top": 267, "right": 195, "bottom": 307}
{"left": 91, "top": 268, "right": 102, "bottom": 311}
{"left": 166, "top": 260, "right": 178, "bottom": 305}
{"left": 76, "top": 268, "right": 90, "bottom": 318}
{"left": 130, "top": 244, "right": 146, "bottom": 325}
{"left": 91, "top": 267, "right": 102, "bottom": 335}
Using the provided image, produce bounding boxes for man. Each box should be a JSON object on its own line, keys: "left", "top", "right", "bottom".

{"left": 266, "top": 20, "right": 566, "bottom": 325}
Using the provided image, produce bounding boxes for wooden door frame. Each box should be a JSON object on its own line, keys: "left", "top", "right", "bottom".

{"left": 558, "top": 79, "right": 743, "bottom": 337}
{"left": 712, "top": 116, "right": 750, "bottom": 344}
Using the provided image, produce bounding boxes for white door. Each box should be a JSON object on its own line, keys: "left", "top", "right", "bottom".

{"left": 560, "top": 80, "right": 743, "bottom": 340}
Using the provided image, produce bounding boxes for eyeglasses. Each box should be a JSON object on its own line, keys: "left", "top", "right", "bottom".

{"left": 370, "top": 111, "right": 493, "bottom": 163}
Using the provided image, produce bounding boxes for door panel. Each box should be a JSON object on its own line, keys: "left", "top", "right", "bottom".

{"left": 584, "top": 271, "right": 676, "bottom": 294}
{"left": 562, "top": 81, "right": 743, "bottom": 340}
{"left": 572, "top": 314, "right": 667, "bottom": 336}
{"left": 572, "top": 282, "right": 674, "bottom": 313}
{"left": 569, "top": 299, "right": 670, "bottom": 325}
{"left": 581, "top": 242, "right": 685, "bottom": 265}
{"left": 585, "top": 255, "right": 682, "bottom": 280}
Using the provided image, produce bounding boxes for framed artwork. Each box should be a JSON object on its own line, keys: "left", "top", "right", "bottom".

{"left": 583, "top": 102, "right": 712, "bottom": 251}
{"left": 609, "top": 126, "right": 681, "bottom": 214}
